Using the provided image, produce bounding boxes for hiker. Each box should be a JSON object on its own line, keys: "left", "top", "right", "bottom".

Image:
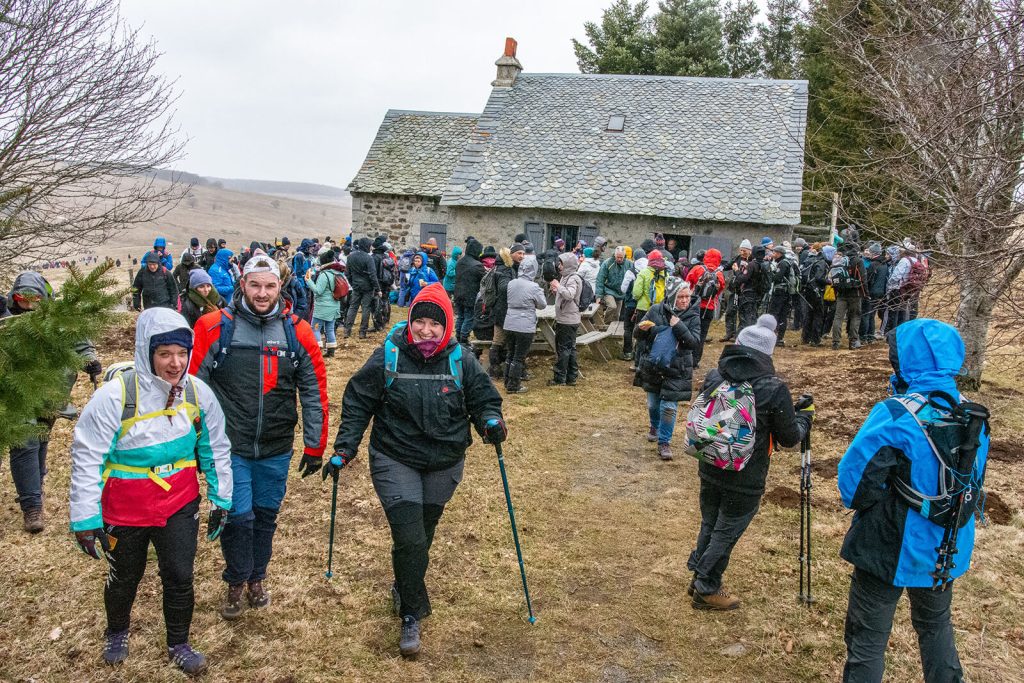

{"left": 821, "top": 245, "right": 838, "bottom": 335}
{"left": 189, "top": 253, "right": 328, "bottom": 621}
{"left": 633, "top": 278, "right": 701, "bottom": 460}
{"left": 407, "top": 251, "right": 440, "bottom": 301}
{"left": 577, "top": 247, "right": 601, "bottom": 292}
{"left": 329, "top": 283, "right": 505, "bottom": 658}
{"left": 172, "top": 252, "right": 201, "bottom": 295}
{"left": 291, "top": 239, "right": 315, "bottom": 284}
{"left": 3, "top": 272, "right": 100, "bottom": 533}
{"left": 548, "top": 252, "right": 582, "bottom": 386}
{"left": 280, "top": 260, "right": 310, "bottom": 321}
{"left": 837, "top": 319, "right": 989, "bottom": 682}
{"left": 306, "top": 249, "right": 345, "bottom": 358}
{"left": 632, "top": 249, "right": 668, "bottom": 320}
{"left": 731, "top": 239, "right": 761, "bottom": 332}
{"left": 684, "top": 247, "right": 726, "bottom": 366}
{"left": 800, "top": 242, "right": 829, "bottom": 347}
{"left": 686, "top": 315, "right": 813, "bottom": 610}
{"left": 131, "top": 251, "right": 179, "bottom": 311}
{"left": 861, "top": 242, "right": 888, "bottom": 342}
{"left": 790, "top": 238, "right": 809, "bottom": 331}
{"left": 209, "top": 248, "right": 236, "bottom": 300}
{"left": 619, "top": 250, "right": 646, "bottom": 361}
{"left": 343, "top": 237, "right": 381, "bottom": 339}
{"left": 595, "top": 246, "right": 631, "bottom": 330}
{"left": 69, "top": 308, "right": 232, "bottom": 674}
{"left": 421, "top": 237, "right": 447, "bottom": 281}
{"left": 152, "top": 237, "right": 173, "bottom": 270}
{"left": 274, "top": 236, "right": 291, "bottom": 264}
{"left": 484, "top": 246, "right": 519, "bottom": 379}
{"left": 199, "top": 238, "right": 219, "bottom": 271}
{"left": 766, "top": 245, "right": 796, "bottom": 347}
{"left": 180, "top": 269, "right": 226, "bottom": 328}
{"left": 829, "top": 242, "right": 865, "bottom": 350}
{"left": 442, "top": 246, "right": 461, "bottom": 299}
{"left": 453, "top": 238, "right": 485, "bottom": 344}
{"left": 503, "top": 254, "right": 545, "bottom": 393}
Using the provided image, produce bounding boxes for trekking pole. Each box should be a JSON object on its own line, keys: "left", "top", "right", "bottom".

{"left": 799, "top": 430, "right": 815, "bottom": 605}
{"left": 325, "top": 474, "right": 339, "bottom": 580}
{"left": 495, "top": 443, "right": 537, "bottom": 624}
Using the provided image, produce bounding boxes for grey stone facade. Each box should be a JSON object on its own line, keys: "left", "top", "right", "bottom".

{"left": 351, "top": 192, "right": 454, "bottom": 248}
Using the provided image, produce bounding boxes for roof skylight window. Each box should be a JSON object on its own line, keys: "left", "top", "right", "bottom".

{"left": 607, "top": 115, "right": 625, "bottom": 132}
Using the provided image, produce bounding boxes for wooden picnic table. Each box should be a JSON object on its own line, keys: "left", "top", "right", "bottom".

{"left": 535, "top": 303, "right": 613, "bottom": 362}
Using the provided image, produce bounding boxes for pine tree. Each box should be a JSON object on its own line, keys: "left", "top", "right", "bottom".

{"left": 759, "top": 0, "right": 802, "bottom": 79}
{"left": 653, "top": 0, "right": 729, "bottom": 77}
{"left": 572, "top": 0, "right": 657, "bottom": 75}
{"left": 721, "top": 0, "right": 761, "bottom": 78}
{"left": 0, "top": 262, "right": 124, "bottom": 452}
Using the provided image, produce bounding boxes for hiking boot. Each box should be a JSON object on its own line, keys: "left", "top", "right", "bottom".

{"left": 506, "top": 385, "right": 528, "bottom": 394}
{"left": 324, "top": 346, "right": 336, "bottom": 358}
{"left": 719, "top": 335, "right": 735, "bottom": 343}
{"left": 168, "top": 643, "right": 208, "bottom": 675}
{"left": 647, "top": 427, "right": 658, "bottom": 443}
{"left": 687, "top": 575, "right": 696, "bottom": 597}
{"left": 620, "top": 352, "right": 634, "bottom": 361}
{"left": 23, "top": 506, "right": 44, "bottom": 534}
{"left": 343, "top": 327, "right": 352, "bottom": 339}
{"left": 832, "top": 342, "right": 840, "bottom": 351}
{"left": 246, "top": 580, "right": 270, "bottom": 609}
{"left": 220, "top": 583, "right": 246, "bottom": 620}
{"left": 399, "top": 616, "right": 421, "bottom": 658}
{"left": 692, "top": 588, "right": 741, "bottom": 611}
{"left": 359, "top": 331, "right": 368, "bottom": 340}
{"left": 850, "top": 340, "right": 862, "bottom": 350}
{"left": 102, "top": 629, "right": 130, "bottom": 665}
{"left": 566, "top": 379, "right": 578, "bottom": 387}
{"left": 658, "top": 443, "right": 674, "bottom": 461}
{"left": 547, "top": 380, "right": 566, "bottom": 387}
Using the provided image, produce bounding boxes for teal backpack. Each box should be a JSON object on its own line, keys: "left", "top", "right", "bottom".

{"left": 383, "top": 321, "right": 463, "bottom": 389}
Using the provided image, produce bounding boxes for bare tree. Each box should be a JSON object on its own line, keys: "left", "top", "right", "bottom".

{"left": 818, "top": 0, "right": 1024, "bottom": 388}
{"left": 0, "top": 0, "right": 186, "bottom": 271}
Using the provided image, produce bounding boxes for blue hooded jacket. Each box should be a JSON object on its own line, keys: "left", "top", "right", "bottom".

{"left": 407, "top": 251, "right": 439, "bottom": 301}
{"left": 292, "top": 239, "right": 314, "bottom": 284}
{"left": 837, "top": 319, "right": 989, "bottom": 587}
{"left": 209, "top": 248, "right": 235, "bottom": 299}
{"left": 443, "top": 246, "right": 462, "bottom": 293}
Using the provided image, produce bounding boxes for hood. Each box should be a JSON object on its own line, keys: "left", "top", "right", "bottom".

{"left": 153, "top": 237, "right": 166, "bottom": 248}
{"left": 753, "top": 246, "right": 766, "bottom": 261}
{"left": 558, "top": 252, "right": 578, "bottom": 277}
{"left": 135, "top": 308, "right": 194, "bottom": 395}
{"left": 465, "top": 238, "right": 483, "bottom": 259}
{"left": 355, "top": 237, "right": 372, "bottom": 253}
{"left": 406, "top": 283, "right": 454, "bottom": 352}
{"left": 206, "top": 238, "right": 218, "bottom": 250}
{"left": 889, "top": 319, "right": 963, "bottom": 397}
{"left": 634, "top": 257, "right": 648, "bottom": 272}
{"left": 704, "top": 248, "right": 722, "bottom": 270}
{"left": 450, "top": 246, "right": 463, "bottom": 259}
{"left": 499, "top": 247, "right": 513, "bottom": 268}
{"left": 214, "top": 248, "right": 234, "bottom": 267}
{"left": 6, "top": 271, "right": 52, "bottom": 311}
{"left": 181, "top": 252, "right": 196, "bottom": 267}
{"left": 518, "top": 255, "right": 538, "bottom": 280}
{"left": 415, "top": 251, "right": 429, "bottom": 270}
{"left": 249, "top": 240, "right": 261, "bottom": 253}
{"left": 717, "top": 344, "right": 776, "bottom": 383}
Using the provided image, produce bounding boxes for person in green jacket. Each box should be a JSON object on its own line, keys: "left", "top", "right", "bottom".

{"left": 442, "top": 246, "right": 462, "bottom": 298}
{"left": 632, "top": 249, "right": 668, "bottom": 315}
{"left": 595, "top": 247, "right": 632, "bottom": 330}
{"left": 305, "top": 250, "right": 344, "bottom": 357}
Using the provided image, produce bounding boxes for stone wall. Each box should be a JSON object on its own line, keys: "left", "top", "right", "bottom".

{"left": 351, "top": 192, "right": 453, "bottom": 248}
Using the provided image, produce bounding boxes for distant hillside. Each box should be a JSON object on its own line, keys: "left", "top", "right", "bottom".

{"left": 148, "top": 169, "right": 351, "bottom": 206}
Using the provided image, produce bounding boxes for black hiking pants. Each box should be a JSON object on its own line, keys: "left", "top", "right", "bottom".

{"left": 622, "top": 304, "right": 637, "bottom": 355}
{"left": 504, "top": 330, "right": 533, "bottom": 391}
{"left": 552, "top": 322, "right": 579, "bottom": 384}
{"left": 693, "top": 307, "right": 714, "bottom": 367}
{"left": 768, "top": 292, "right": 792, "bottom": 342}
{"left": 721, "top": 293, "right": 738, "bottom": 339}
{"left": 686, "top": 480, "right": 760, "bottom": 596}
{"left": 344, "top": 288, "right": 375, "bottom": 334}
{"left": 738, "top": 292, "right": 759, "bottom": 331}
{"left": 843, "top": 567, "right": 962, "bottom": 683}
{"left": 802, "top": 291, "right": 824, "bottom": 344}
{"left": 791, "top": 292, "right": 805, "bottom": 331}
{"left": 104, "top": 497, "right": 199, "bottom": 647}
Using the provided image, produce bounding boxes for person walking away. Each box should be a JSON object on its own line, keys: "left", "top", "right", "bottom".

{"left": 800, "top": 243, "right": 829, "bottom": 346}
{"left": 208, "top": 248, "right": 236, "bottom": 301}
{"left": 791, "top": 238, "right": 809, "bottom": 331}
{"left": 837, "top": 319, "right": 988, "bottom": 682}
{"left": 189, "top": 253, "right": 329, "bottom": 621}
{"left": 486, "top": 246, "right": 521, "bottom": 379}
{"left": 69, "top": 308, "right": 233, "bottom": 674}
{"left": 634, "top": 279, "right": 701, "bottom": 460}
{"left": 172, "top": 252, "right": 200, "bottom": 296}
{"left": 132, "top": 251, "right": 179, "bottom": 311}
{"left": 328, "top": 284, "right": 505, "bottom": 657}
{"left": 306, "top": 250, "right": 344, "bottom": 358}
{"left": 548, "top": 252, "right": 582, "bottom": 386}
{"left": 821, "top": 245, "right": 838, "bottom": 335}
{"left": 503, "top": 254, "right": 546, "bottom": 393}
{"left": 687, "top": 315, "right": 813, "bottom": 609}
{"left": 453, "top": 238, "right": 485, "bottom": 344}
{"left": 766, "top": 245, "right": 796, "bottom": 347}
{"left": 180, "top": 269, "right": 226, "bottom": 328}
{"left": 577, "top": 247, "right": 600, "bottom": 293}
{"left": 152, "top": 237, "right": 174, "bottom": 270}
{"left": 860, "top": 242, "right": 888, "bottom": 342}
{"left": 442, "top": 246, "right": 462, "bottom": 299}
{"left": 684, "top": 247, "right": 726, "bottom": 365}
{"left": 4, "top": 272, "right": 101, "bottom": 533}
{"left": 595, "top": 246, "right": 631, "bottom": 331}
{"left": 719, "top": 244, "right": 747, "bottom": 342}
{"left": 343, "top": 237, "right": 381, "bottom": 339}
{"left": 829, "top": 243, "right": 865, "bottom": 350}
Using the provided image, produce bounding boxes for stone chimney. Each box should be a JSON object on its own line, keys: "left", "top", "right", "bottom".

{"left": 492, "top": 37, "right": 522, "bottom": 87}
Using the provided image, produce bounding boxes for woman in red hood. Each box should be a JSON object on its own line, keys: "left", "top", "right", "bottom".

{"left": 685, "top": 248, "right": 727, "bottom": 366}
{"left": 326, "top": 284, "right": 505, "bottom": 658}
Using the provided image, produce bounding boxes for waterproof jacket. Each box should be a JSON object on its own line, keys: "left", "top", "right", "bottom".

{"left": 132, "top": 265, "right": 179, "bottom": 310}
{"left": 865, "top": 256, "right": 889, "bottom": 299}
{"left": 685, "top": 249, "right": 727, "bottom": 311}
{"left": 189, "top": 292, "right": 329, "bottom": 459}
{"left": 699, "top": 345, "right": 810, "bottom": 496}
{"left": 634, "top": 299, "right": 702, "bottom": 402}
{"left": 837, "top": 319, "right": 989, "bottom": 587}
{"left": 733, "top": 254, "right": 764, "bottom": 297}
{"left": 310, "top": 264, "right": 344, "bottom": 321}
{"left": 503, "top": 256, "right": 546, "bottom": 334}
{"left": 209, "top": 249, "right": 236, "bottom": 299}
{"left": 454, "top": 238, "right": 485, "bottom": 307}
{"left": 596, "top": 257, "right": 632, "bottom": 300}
{"left": 282, "top": 273, "right": 309, "bottom": 320}
{"left": 632, "top": 264, "right": 666, "bottom": 312}
{"left": 172, "top": 259, "right": 199, "bottom": 295}
{"left": 554, "top": 252, "right": 582, "bottom": 325}
{"left": 443, "top": 247, "right": 462, "bottom": 292}
{"left": 407, "top": 252, "right": 439, "bottom": 301}
{"left": 199, "top": 240, "right": 219, "bottom": 271}
{"left": 181, "top": 288, "right": 226, "bottom": 328}
{"left": 69, "top": 308, "right": 233, "bottom": 531}
{"left": 334, "top": 285, "right": 503, "bottom": 471}
{"left": 801, "top": 252, "right": 829, "bottom": 295}
{"left": 767, "top": 256, "right": 795, "bottom": 299}
{"left": 490, "top": 253, "right": 516, "bottom": 329}
{"left": 292, "top": 239, "right": 315, "bottom": 282}
{"left": 346, "top": 238, "right": 380, "bottom": 293}
{"left": 577, "top": 257, "right": 600, "bottom": 291}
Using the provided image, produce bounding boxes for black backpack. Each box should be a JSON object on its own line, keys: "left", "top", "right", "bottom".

{"left": 696, "top": 268, "right": 718, "bottom": 302}
{"left": 577, "top": 276, "right": 596, "bottom": 312}
{"left": 378, "top": 256, "right": 395, "bottom": 287}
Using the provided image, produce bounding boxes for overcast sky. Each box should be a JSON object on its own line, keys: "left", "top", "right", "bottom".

{"left": 119, "top": 0, "right": 768, "bottom": 189}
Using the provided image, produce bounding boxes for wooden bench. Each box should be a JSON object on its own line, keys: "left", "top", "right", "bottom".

{"left": 574, "top": 330, "right": 613, "bottom": 361}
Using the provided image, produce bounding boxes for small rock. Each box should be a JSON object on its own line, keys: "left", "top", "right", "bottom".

{"left": 719, "top": 642, "right": 747, "bottom": 657}
{"left": 49, "top": 627, "right": 63, "bottom": 641}
{"left": 785, "top": 639, "right": 794, "bottom": 654}
{"left": 473, "top": 639, "right": 485, "bottom": 648}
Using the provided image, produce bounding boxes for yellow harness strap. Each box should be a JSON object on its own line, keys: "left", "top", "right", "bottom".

{"left": 102, "top": 459, "right": 198, "bottom": 492}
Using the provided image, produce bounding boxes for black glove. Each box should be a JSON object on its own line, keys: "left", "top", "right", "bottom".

{"left": 207, "top": 507, "right": 228, "bottom": 541}
{"left": 84, "top": 359, "right": 102, "bottom": 381}
{"left": 74, "top": 528, "right": 112, "bottom": 560}
{"left": 483, "top": 418, "right": 507, "bottom": 444}
{"left": 322, "top": 451, "right": 353, "bottom": 482}
{"left": 297, "top": 454, "right": 322, "bottom": 478}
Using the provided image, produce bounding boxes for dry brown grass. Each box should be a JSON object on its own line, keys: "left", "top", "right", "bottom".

{"left": 1, "top": 314, "right": 1022, "bottom": 682}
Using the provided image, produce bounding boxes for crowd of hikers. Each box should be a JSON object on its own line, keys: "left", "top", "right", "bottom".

{"left": 2, "top": 224, "right": 993, "bottom": 683}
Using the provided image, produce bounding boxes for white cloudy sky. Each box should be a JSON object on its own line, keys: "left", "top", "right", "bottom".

{"left": 119, "top": 0, "right": 767, "bottom": 188}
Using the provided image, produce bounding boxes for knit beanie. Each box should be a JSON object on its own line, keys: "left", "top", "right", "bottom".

{"left": 739, "top": 239, "right": 752, "bottom": 250}
{"left": 510, "top": 243, "right": 525, "bottom": 255}
{"left": 189, "top": 268, "right": 213, "bottom": 288}
{"left": 409, "top": 300, "right": 446, "bottom": 328}
{"left": 761, "top": 236, "right": 773, "bottom": 247}
{"left": 822, "top": 245, "right": 836, "bottom": 261}
{"left": 583, "top": 247, "right": 594, "bottom": 258}
{"left": 736, "top": 315, "right": 778, "bottom": 356}
{"left": 868, "top": 242, "right": 882, "bottom": 256}
{"left": 319, "top": 250, "right": 335, "bottom": 265}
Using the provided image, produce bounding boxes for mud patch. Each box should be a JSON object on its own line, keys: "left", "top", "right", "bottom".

{"left": 984, "top": 491, "right": 1015, "bottom": 525}
{"left": 988, "top": 440, "right": 1020, "bottom": 464}
{"left": 764, "top": 486, "right": 801, "bottom": 509}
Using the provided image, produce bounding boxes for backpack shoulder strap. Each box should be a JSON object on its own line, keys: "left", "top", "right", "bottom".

{"left": 449, "top": 342, "right": 464, "bottom": 390}
{"left": 383, "top": 322, "right": 405, "bottom": 388}
{"left": 119, "top": 370, "right": 138, "bottom": 423}
{"left": 213, "top": 310, "right": 235, "bottom": 369}
{"left": 282, "top": 313, "right": 301, "bottom": 368}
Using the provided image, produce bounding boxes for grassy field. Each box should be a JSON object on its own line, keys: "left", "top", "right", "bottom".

{"left": 1, "top": 314, "right": 1021, "bottom": 682}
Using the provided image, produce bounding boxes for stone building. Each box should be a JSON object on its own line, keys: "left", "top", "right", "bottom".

{"left": 348, "top": 38, "right": 808, "bottom": 259}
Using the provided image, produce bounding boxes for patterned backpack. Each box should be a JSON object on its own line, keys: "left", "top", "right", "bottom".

{"left": 684, "top": 381, "right": 758, "bottom": 470}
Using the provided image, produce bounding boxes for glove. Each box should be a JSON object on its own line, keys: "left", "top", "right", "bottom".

{"left": 794, "top": 394, "right": 815, "bottom": 417}
{"left": 483, "top": 418, "right": 507, "bottom": 445}
{"left": 322, "top": 451, "right": 354, "bottom": 482}
{"left": 74, "top": 528, "right": 111, "bottom": 560}
{"left": 84, "top": 359, "right": 102, "bottom": 381}
{"left": 207, "top": 507, "right": 228, "bottom": 541}
{"left": 297, "top": 454, "right": 323, "bottom": 478}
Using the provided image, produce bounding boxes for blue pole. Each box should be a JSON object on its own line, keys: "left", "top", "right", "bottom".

{"left": 495, "top": 443, "right": 537, "bottom": 624}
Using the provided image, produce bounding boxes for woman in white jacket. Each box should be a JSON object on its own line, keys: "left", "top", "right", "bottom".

{"left": 69, "top": 308, "right": 233, "bottom": 675}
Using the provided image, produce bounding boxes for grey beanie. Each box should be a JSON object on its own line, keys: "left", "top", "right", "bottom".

{"left": 736, "top": 314, "right": 778, "bottom": 356}
{"left": 868, "top": 242, "right": 882, "bottom": 256}
{"left": 189, "top": 268, "right": 213, "bottom": 288}
{"left": 524, "top": 241, "right": 535, "bottom": 255}
{"left": 510, "top": 243, "right": 525, "bottom": 255}
{"left": 794, "top": 238, "right": 807, "bottom": 248}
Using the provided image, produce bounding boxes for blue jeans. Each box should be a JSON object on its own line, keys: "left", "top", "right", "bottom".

{"left": 455, "top": 302, "right": 475, "bottom": 341}
{"left": 311, "top": 317, "right": 337, "bottom": 345}
{"left": 220, "top": 452, "right": 291, "bottom": 585}
{"left": 646, "top": 392, "right": 678, "bottom": 445}
{"left": 9, "top": 438, "right": 48, "bottom": 511}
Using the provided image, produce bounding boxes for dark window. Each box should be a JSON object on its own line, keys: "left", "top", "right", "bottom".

{"left": 419, "top": 223, "right": 447, "bottom": 252}
{"left": 547, "top": 224, "right": 579, "bottom": 250}
{"left": 607, "top": 114, "right": 625, "bottom": 132}
{"left": 580, "top": 225, "right": 598, "bottom": 247}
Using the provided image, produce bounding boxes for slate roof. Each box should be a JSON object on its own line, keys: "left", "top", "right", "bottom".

{"left": 347, "top": 110, "right": 478, "bottom": 197}
{"left": 439, "top": 73, "right": 808, "bottom": 225}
